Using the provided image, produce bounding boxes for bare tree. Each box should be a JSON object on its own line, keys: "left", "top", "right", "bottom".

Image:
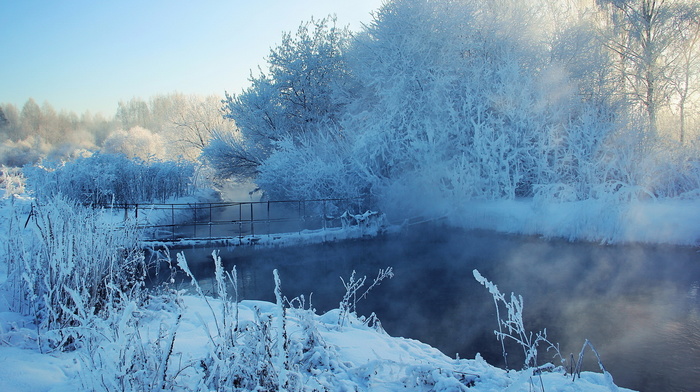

{"left": 20, "top": 98, "right": 42, "bottom": 139}
{"left": 596, "top": 0, "right": 700, "bottom": 135}
{"left": 667, "top": 5, "right": 700, "bottom": 143}
{"left": 168, "top": 94, "right": 236, "bottom": 161}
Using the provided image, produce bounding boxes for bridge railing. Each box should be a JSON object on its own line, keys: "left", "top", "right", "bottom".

{"left": 98, "top": 197, "right": 370, "bottom": 241}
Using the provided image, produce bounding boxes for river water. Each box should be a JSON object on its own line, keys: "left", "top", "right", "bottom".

{"left": 173, "top": 223, "right": 700, "bottom": 392}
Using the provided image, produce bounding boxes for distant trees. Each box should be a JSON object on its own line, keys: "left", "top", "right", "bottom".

{"left": 116, "top": 98, "right": 150, "bottom": 131}
{"left": 114, "top": 93, "right": 238, "bottom": 161}
{"left": 1, "top": 93, "right": 233, "bottom": 167}
{"left": 0, "top": 100, "right": 112, "bottom": 166}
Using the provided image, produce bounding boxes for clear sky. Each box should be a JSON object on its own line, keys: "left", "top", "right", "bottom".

{"left": 0, "top": 0, "right": 384, "bottom": 117}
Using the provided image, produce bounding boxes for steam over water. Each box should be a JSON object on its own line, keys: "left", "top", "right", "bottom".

{"left": 175, "top": 223, "right": 700, "bottom": 392}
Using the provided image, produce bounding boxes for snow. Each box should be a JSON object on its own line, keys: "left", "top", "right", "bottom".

{"left": 0, "top": 292, "right": 634, "bottom": 392}
{"left": 5, "top": 189, "right": 695, "bottom": 390}
{"left": 441, "top": 198, "right": 700, "bottom": 246}
{"left": 0, "top": 346, "right": 78, "bottom": 392}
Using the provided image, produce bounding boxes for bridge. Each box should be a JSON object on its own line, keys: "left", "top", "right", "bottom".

{"left": 105, "top": 197, "right": 380, "bottom": 247}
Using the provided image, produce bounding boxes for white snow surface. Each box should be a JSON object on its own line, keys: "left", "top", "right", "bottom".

{"left": 5, "top": 189, "right": 696, "bottom": 390}
{"left": 0, "top": 293, "right": 635, "bottom": 392}
{"left": 432, "top": 198, "right": 700, "bottom": 246}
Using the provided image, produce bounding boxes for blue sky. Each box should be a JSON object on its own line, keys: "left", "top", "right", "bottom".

{"left": 0, "top": 0, "right": 383, "bottom": 116}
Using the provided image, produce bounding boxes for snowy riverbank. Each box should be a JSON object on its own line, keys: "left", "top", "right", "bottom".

{"left": 0, "top": 290, "right": 635, "bottom": 392}
{"left": 7, "top": 191, "right": 696, "bottom": 390}
{"left": 402, "top": 197, "right": 700, "bottom": 246}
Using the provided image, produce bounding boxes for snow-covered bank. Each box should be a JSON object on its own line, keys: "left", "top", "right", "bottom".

{"left": 442, "top": 198, "right": 700, "bottom": 246}
{"left": 0, "top": 191, "right": 638, "bottom": 391}
{"left": 0, "top": 293, "right": 635, "bottom": 392}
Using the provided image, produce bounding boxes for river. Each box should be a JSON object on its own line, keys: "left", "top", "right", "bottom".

{"left": 170, "top": 223, "right": 700, "bottom": 392}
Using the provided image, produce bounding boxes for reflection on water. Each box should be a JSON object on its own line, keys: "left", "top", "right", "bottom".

{"left": 174, "top": 223, "right": 700, "bottom": 392}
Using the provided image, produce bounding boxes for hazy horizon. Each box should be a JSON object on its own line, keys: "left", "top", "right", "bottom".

{"left": 0, "top": 0, "right": 383, "bottom": 117}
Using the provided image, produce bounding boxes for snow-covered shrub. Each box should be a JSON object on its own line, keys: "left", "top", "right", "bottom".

{"left": 24, "top": 153, "right": 196, "bottom": 204}
{"left": 256, "top": 132, "right": 367, "bottom": 202}
{"left": 0, "top": 136, "right": 48, "bottom": 167}
{"left": 639, "top": 138, "right": 700, "bottom": 198}
{"left": 0, "top": 165, "right": 25, "bottom": 197}
{"left": 338, "top": 267, "right": 393, "bottom": 329}
{"left": 473, "top": 269, "right": 561, "bottom": 370}
{"left": 77, "top": 295, "right": 184, "bottom": 392}
{"left": 473, "top": 269, "right": 619, "bottom": 388}
{"left": 174, "top": 251, "right": 357, "bottom": 391}
{"left": 344, "top": 0, "right": 623, "bottom": 207}
{"left": 4, "top": 196, "right": 146, "bottom": 350}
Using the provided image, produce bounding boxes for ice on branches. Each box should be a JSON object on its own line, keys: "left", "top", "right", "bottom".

{"left": 473, "top": 269, "right": 561, "bottom": 371}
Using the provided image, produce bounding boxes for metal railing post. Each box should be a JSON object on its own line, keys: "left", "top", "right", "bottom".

{"left": 171, "top": 204, "right": 175, "bottom": 241}
{"left": 250, "top": 202, "right": 254, "bottom": 236}
{"left": 193, "top": 203, "right": 197, "bottom": 238}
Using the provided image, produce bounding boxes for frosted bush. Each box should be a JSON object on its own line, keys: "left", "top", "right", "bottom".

{"left": 4, "top": 195, "right": 147, "bottom": 350}
{"left": 173, "top": 252, "right": 360, "bottom": 391}
{"left": 338, "top": 267, "right": 394, "bottom": 329}
{"left": 0, "top": 165, "right": 25, "bottom": 197}
{"left": 473, "top": 268, "right": 619, "bottom": 389}
{"left": 24, "top": 153, "right": 196, "bottom": 204}
{"left": 473, "top": 269, "right": 561, "bottom": 370}
{"left": 256, "top": 132, "right": 367, "bottom": 202}
{"left": 78, "top": 296, "right": 184, "bottom": 392}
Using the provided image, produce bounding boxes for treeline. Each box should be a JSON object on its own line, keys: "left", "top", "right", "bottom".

{"left": 204, "top": 0, "right": 700, "bottom": 214}
{"left": 0, "top": 93, "right": 237, "bottom": 166}
{"left": 0, "top": 99, "right": 114, "bottom": 166}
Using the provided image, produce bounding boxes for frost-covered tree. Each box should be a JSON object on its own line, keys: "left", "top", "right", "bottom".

{"left": 214, "top": 16, "right": 353, "bottom": 182}
{"left": 0, "top": 104, "right": 21, "bottom": 142}
{"left": 102, "top": 126, "right": 166, "bottom": 161}
{"left": 214, "top": 0, "right": 699, "bottom": 210}
{"left": 343, "top": 0, "right": 620, "bottom": 209}
{"left": 20, "top": 98, "right": 42, "bottom": 140}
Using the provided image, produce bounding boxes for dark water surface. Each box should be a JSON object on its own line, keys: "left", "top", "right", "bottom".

{"left": 173, "top": 224, "right": 700, "bottom": 392}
